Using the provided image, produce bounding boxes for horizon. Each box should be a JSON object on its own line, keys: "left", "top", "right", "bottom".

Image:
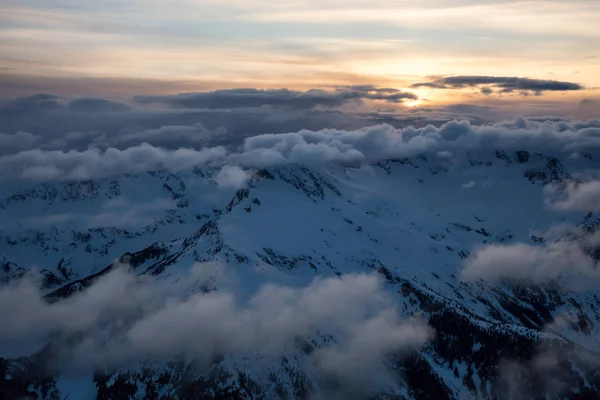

{"left": 1, "top": 0, "right": 599, "bottom": 121}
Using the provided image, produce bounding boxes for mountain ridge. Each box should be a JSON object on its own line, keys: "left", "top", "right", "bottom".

{"left": 1, "top": 148, "right": 600, "bottom": 399}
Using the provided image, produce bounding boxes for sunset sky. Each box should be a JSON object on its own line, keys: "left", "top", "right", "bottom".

{"left": 0, "top": 0, "right": 599, "bottom": 120}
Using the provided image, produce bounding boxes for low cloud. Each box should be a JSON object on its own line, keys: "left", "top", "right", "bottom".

{"left": 497, "top": 315, "right": 600, "bottom": 400}
{"left": 1, "top": 88, "right": 597, "bottom": 159}
{"left": 545, "top": 180, "right": 600, "bottom": 212}
{"left": 0, "top": 131, "right": 41, "bottom": 154}
{"left": 0, "top": 144, "right": 227, "bottom": 181}
{"left": 213, "top": 165, "right": 251, "bottom": 189}
{"left": 18, "top": 197, "right": 177, "bottom": 230}
{"left": 461, "top": 232, "right": 600, "bottom": 290}
{"left": 1, "top": 117, "right": 600, "bottom": 182}
{"left": 411, "top": 76, "right": 583, "bottom": 96}
{"left": 0, "top": 265, "right": 432, "bottom": 389}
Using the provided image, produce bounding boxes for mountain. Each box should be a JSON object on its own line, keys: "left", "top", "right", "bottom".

{"left": 1, "top": 148, "right": 599, "bottom": 400}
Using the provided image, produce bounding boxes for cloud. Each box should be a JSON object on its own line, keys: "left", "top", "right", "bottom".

{"left": 67, "top": 98, "right": 131, "bottom": 113}
{"left": 411, "top": 76, "right": 583, "bottom": 96}
{"left": 1, "top": 93, "right": 65, "bottom": 113}
{"left": 0, "top": 130, "right": 41, "bottom": 154}
{"left": 0, "top": 93, "right": 130, "bottom": 114}
{"left": 498, "top": 315, "right": 600, "bottom": 400}
{"left": 545, "top": 180, "right": 600, "bottom": 212}
{"left": 461, "top": 232, "right": 600, "bottom": 290}
{"left": 1, "top": 116, "right": 600, "bottom": 182}
{"left": 14, "top": 197, "right": 176, "bottom": 230}
{"left": 213, "top": 165, "right": 251, "bottom": 189}
{"left": 2, "top": 87, "right": 597, "bottom": 159}
{"left": 0, "top": 94, "right": 378, "bottom": 154}
{"left": 310, "top": 310, "right": 431, "bottom": 389}
{"left": 0, "top": 143, "right": 227, "bottom": 181}
{"left": 108, "top": 124, "right": 218, "bottom": 148}
{"left": 0, "top": 265, "right": 432, "bottom": 389}
{"left": 133, "top": 87, "right": 417, "bottom": 110}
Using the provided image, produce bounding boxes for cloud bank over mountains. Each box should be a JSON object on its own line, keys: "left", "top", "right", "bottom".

{"left": 1, "top": 116, "right": 599, "bottom": 182}
{"left": 0, "top": 265, "right": 431, "bottom": 386}
{"left": 1, "top": 79, "right": 596, "bottom": 157}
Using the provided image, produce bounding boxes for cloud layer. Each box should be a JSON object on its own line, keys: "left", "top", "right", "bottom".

{"left": 1, "top": 116, "right": 599, "bottom": 182}
{"left": 0, "top": 264, "right": 431, "bottom": 385}
{"left": 461, "top": 230, "right": 600, "bottom": 290}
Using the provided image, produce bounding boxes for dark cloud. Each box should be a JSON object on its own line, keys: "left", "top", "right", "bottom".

{"left": 0, "top": 131, "right": 41, "bottom": 153}
{"left": 0, "top": 94, "right": 131, "bottom": 115}
{"left": 333, "top": 85, "right": 402, "bottom": 94}
{"left": 0, "top": 86, "right": 596, "bottom": 160}
{"left": 67, "top": 98, "right": 131, "bottom": 113}
{"left": 411, "top": 76, "right": 583, "bottom": 96}
{"left": 580, "top": 98, "right": 596, "bottom": 106}
{"left": 1, "top": 93, "right": 65, "bottom": 113}
{"left": 409, "top": 82, "right": 448, "bottom": 89}
{"left": 0, "top": 88, "right": 420, "bottom": 155}
{"left": 133, "top": 87, "right": 417, "bottom": 110}
{"left": 0, "top": 100, "right": 372, "bottom": 154}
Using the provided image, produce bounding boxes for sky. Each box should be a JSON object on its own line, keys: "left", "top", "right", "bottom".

{"left": 1, "top": 3, "right": 600, "bottom": 393}
{"left": 0, "top": 0, "right": 599, "bottom": 111}
{"left": 0, "top": 0, "right": 599, "bottom": 164}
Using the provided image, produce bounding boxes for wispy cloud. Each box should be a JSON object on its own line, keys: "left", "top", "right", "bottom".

{"left": 0, "top": 264, "right": 432, "bottom": 387}
{"left": 545, "top": 180, "right": 600, "bottom": 212}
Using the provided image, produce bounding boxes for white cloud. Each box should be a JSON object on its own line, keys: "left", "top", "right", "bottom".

{"left": 545, "top": 180, "right": 600, "bottom": 212}
{"left": 0, "top": 265, "right": 432, "bottom": 386}
{"left": 213, "top": 165, "right": 251, "bottom": 189}
{"left": 0, "top": 117, "right": 599, "bottom": 182}
{"left": 461, "top": 233, "right": 600, "bottom": 290}
{"left": 0, "top": 143, "right": 227, "bottom": 181}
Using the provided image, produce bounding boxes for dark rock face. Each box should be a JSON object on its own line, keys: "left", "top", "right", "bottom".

{"left": 516, "top": 151, "right": 531, "bottom": 163}
{"left": 495, "top": 150, "right": 511, "bottom": 164}
{"left": 524, "top": 156, "right": 571, "bottom": 185}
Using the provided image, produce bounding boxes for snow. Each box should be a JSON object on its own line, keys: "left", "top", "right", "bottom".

{"left": 55, "top": 372, "right": 97, "bottom": 399}
{"left": 1, "top": 149, "right": 599, "bottom": 399}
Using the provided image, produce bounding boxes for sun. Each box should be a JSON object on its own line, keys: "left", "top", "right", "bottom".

{"left": 405, "top": 99, "right": 421, "bottom": 107}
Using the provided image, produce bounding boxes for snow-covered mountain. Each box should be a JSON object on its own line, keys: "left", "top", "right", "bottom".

{"left": 1, "top": 145, "right": 600, "bottom": 399}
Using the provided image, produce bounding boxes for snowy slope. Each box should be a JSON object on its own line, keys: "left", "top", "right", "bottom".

{"left": 1, "top": 148, "right": 600, "bottom": 399}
